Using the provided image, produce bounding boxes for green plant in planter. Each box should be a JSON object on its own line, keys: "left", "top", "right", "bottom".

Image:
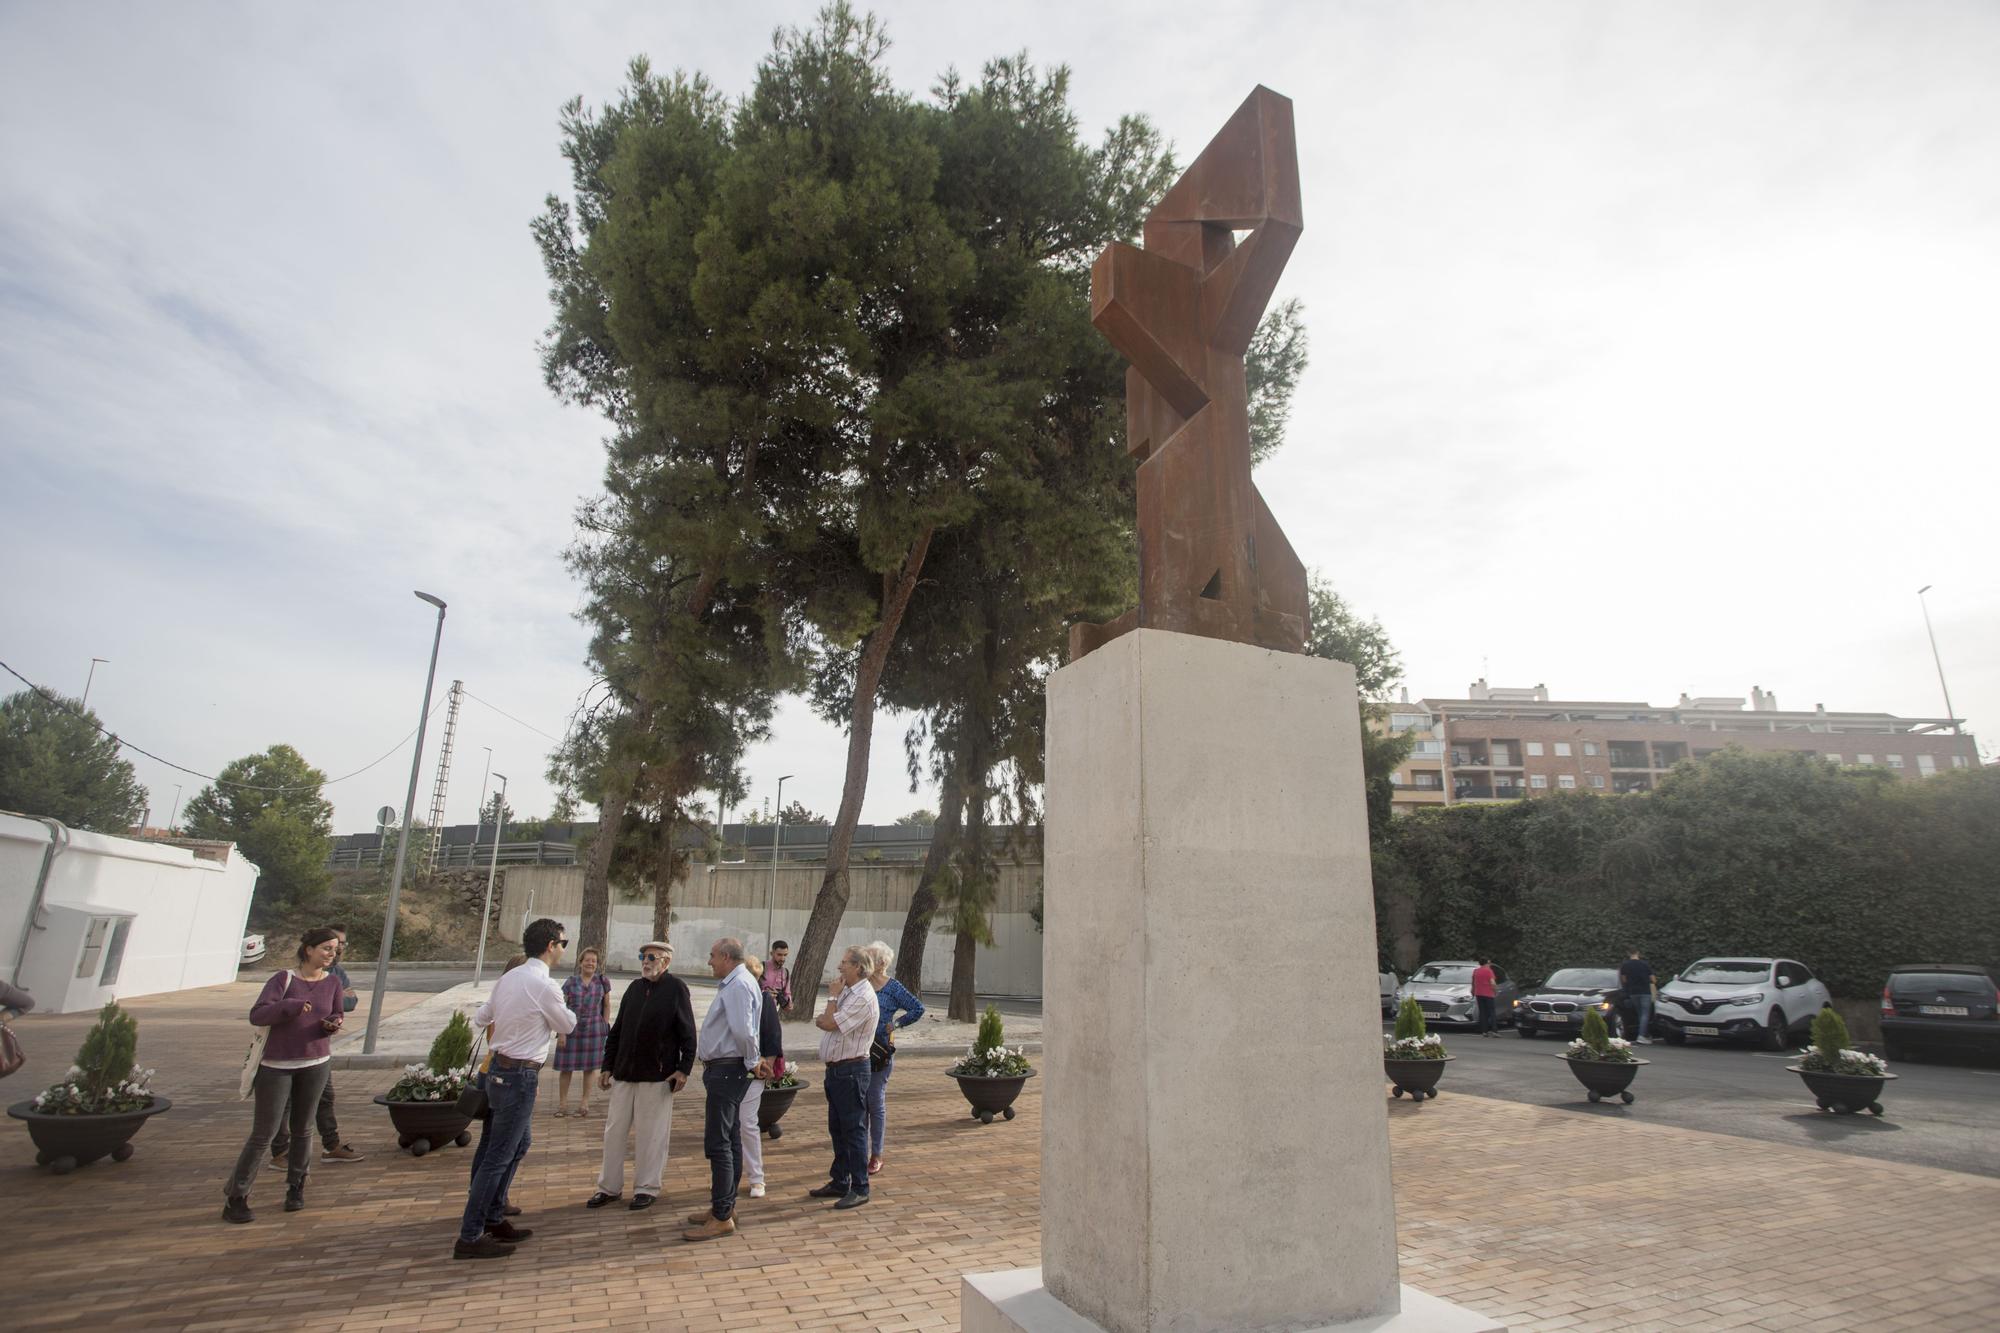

{"left": 385, "top": 1010, "right": 477, "bottom": 1102}
{"left": 951, "top": 1003, "right": 1032, "bottom": 1077}
{"left": 1566, "top": 1007, "right": 1636, "bottom": 1063}
{"left": 29, "top": 1001, "right": 157, "bottom": 1115}
{"left": 1386, "top": 996, "right": 1446, "bottom": 1059}
{"left": 1797, "top": 1005, "right": 1887, "bottom": 1077}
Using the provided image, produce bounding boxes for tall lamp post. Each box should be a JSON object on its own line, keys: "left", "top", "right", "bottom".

{"left": 363, "top": 591, "right": 448, "bottom": 1054}
{"left": 1915, "top": 585, "right": 1961, "bottom": 736}
{"left": 474, "top": 773, "right": 507, "bottom": 984}
{"left": 82, "top": 657, "right": 108, "bottom": 708}
{"left": 469, "top": 746, "right": 494, "bottom": 872}
{"left": 765, "top": 773, "right": 793, "bottom": 951}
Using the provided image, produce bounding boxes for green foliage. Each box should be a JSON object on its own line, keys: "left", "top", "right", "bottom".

{"left": 427, "top": 1010, "right": 475, "bottom": 1074}
{"left": 1305, "top": 575, "right": 1402, "bottom": 697}
{"left": 975, "top": 1002, "right": 1005, "bottom": 1055}
{"left": 181, "top": 744, "right": 333, "bottom": 918}
{"left": 77, "top": 999, "right": 138, "bottom": 1097}
{"left": 778, "top": 800, "right": 829, "bottom": 827}
{"left": 1246, "top": 297, "right": 1308, "bottom": 467}
{"left": 896, "top": 808, "right": 938, "bottom": 827}
{"left": 1579, "top": 1007, "right": 1611, "bottom": 1053}
{"left": 0, "top": 689, "right": 147, "bottom": 833}
{"left": 1810, "top": 1005, "right": 1850, "bottom": 1060}
{"left": 1394, "top": 995, "right": 1428, "bottom": 1042}
{"left": 1372, "top": 752, "right": 2000, "bottom": 998}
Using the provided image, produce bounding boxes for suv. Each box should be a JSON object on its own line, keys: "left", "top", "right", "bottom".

{"left": 1395, "top": 960, "right": 1520, "bottom": 1028}
{"left": 1656, "top": 957, "right": 1831, "bottom": 1049}
{"left": 1880, "top": 964, "right": 2000, "bottom": 1062}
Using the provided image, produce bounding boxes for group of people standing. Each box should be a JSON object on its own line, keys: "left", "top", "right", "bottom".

{"left": 222, "top": 921, "right": 926, "bottom": 1252}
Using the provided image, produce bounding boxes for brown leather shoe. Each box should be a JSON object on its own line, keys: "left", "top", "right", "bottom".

{"left": 681, "top": 1215, "right": 736, "bottom": 1242}
{"left": 686, "top": 1209, "right": 716, "bottom": 1225}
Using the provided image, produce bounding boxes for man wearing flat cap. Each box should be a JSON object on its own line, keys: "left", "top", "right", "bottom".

{"left": 586, "top": 939, "right": 695, "bottom": 1211}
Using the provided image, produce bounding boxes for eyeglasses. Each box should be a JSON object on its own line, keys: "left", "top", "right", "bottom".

{"left": 641, "top": 952, "right": 665, "bottom": 962}
{"left": 557, "top": 939, "right": 570, "bottom": 949}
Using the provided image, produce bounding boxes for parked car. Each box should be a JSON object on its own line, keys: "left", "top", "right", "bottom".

{"left": 1379, "top": 963, "right": 1400, "bottom": 1018}
{"left": 1655, "top": 957, "right": 1831, "bottom": 1050}
{"left": 1395, "top": 960, "right": 1520, "bottom": 1028}
{"left": 1880, "top": 964, "right": 2000, "bottom": 1062}
{"left": 240, "top": 933, "right": 267, "bottom": 966}
{"left": 1512, "top": 967, "right": 1623, "bottom": 1039}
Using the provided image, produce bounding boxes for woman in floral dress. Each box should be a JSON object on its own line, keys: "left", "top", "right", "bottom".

{"left": 555, "top": 946, "right": 611, "bottom": 1117}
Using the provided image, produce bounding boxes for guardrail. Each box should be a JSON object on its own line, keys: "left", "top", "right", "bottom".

{"left": 327, "top": 840, "right": 577, "bottom": 870}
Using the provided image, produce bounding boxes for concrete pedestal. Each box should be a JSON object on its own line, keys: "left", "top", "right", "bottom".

{"left": 964, "top": 1270, "right": 1505, "bottom": 1333}
{"left": 969, "top": 630, "right": 1500, "bottom": 1333}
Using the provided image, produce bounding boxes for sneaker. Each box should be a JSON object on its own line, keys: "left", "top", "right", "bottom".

{"left": 748, "top": 1184, "right": 766, "bottom": 1198}
{"left": 1637, "top": 1036, "right": 1653, "bottom": 1045}
{"left": 833, "top": 1190, "right": 870, "bottom": 1210}
{"left": 486, "top": 1220, "right": 533, "bottom": 1242}
{"left": 686, "top": 1210, "right": 715, "bottom": 1225}
{"left": 322, "top": 1144, "right": 364, "bottom": 1162}
{"left": 284, "top": 1185, "right": 306, "bottom": 1213}
{"left": 266, "top": 1153, "right": 288, "bottom": 1172}
{"left": 453, "top": 1236, "right": 515, "bottom": 1260}
{"left": 681, "top": 1215, "right": 736, "bottom": 1242}
{"left": 221, "top": 1196, "right": 254, "bottom": 1224}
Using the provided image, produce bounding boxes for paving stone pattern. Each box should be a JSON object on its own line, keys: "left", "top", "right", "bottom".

{"left": 4, "top": 984, "right": 1995, "bottom": 1331}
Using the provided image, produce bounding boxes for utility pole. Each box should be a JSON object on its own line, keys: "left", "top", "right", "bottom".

{"left": 474, "top": 773, "right": 507, "bottom": 985}
{"left": 82, "top": 657, "right": 108, "bottom": 708}
{"left": 167, "top": 783, "right": 184, "bottom": 832}
{"left": 469, "top": 746, "right": 493, "bottom": 872}
{"left": 423, "top": 680, "right": 463, "bottom": 873}
{"left": 1916, "top": 586, "right": 1961, "bottom": 735}
{"left": 766, "top": 774, "right": 793, "bottom": 951}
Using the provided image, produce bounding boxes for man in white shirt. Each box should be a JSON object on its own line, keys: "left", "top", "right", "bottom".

{"left": 807, "top": 945, "right": 880, "bottom": 1210}
{"left": 453, "top": 917, "right": 576, "bottom": 1260}
{"left": 682, "top": 937, "right": 770, "bottom": 1242}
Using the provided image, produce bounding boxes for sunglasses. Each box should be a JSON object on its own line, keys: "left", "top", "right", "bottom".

{"left": 557, "top": 939, "right": 570, "bottom": 949}
{"left": 641, "top": 952, "right": 668, "bottom": 962}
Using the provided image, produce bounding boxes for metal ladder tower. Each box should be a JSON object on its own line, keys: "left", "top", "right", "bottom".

{"left": 423, "top": 679, "right": 463, "bottom": 874}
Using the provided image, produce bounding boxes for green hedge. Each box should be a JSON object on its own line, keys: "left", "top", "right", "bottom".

{"left": 1371, "top": 750, "right": 2000, "bottom": 998}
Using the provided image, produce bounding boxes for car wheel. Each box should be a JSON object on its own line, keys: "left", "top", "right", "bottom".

{"left": 1761, "top": 1011, "right": 1788, "bottom": 1051}
{"left": 1662, "top": 1027, "right": 1686, "bottom": 1045}
{"left": 1883, "top": 1039, "right": 1905, "bottom": 1063}
{"left": 1515, "top": 1023, "right": 1535, "bottom": 1038}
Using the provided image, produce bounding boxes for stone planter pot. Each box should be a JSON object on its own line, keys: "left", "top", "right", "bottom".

{"left": 1384, "top": 1055, "right": 1452, "bottom": 1103}
{"left": 759, "top": 1079, "right": 809, "bottom": 1138}
{"left": 1789, "top": 1066, "right": 1896, "bottom": 1115}
{"left": 1562, "top": 1055, "right": 1648, "bottom": 1104}
{"left": 949, "top": 1070, "right": 1036, "bottom": 1124}
{"left": 373, "top": 1094, "right": 475, "bottom": 1155}
{"left": 8, "top": 1097, "right": 173, "bottom": 1173}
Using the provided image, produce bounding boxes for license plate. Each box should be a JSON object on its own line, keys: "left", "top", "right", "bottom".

{"left": 1541, "top": 1014, "right": 1572, "bottom": 1024}
{"left": 1918, "top": 1005, "right": 1969, "bottom": 1016}
{"left": 1684, "top": 1025, "right": 1720, "bottom": 1036}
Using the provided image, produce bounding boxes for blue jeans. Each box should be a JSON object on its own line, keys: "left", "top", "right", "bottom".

{"left": 1628, "top": 994, "right": 1654, "bottom": 1040}
{"left": 866, "top": 1055, "right": 893, "bottom": 1159}
{"left": 701, "top": 1063, "right": 750, "bottom": 1221}
{"left": 824, "top": 1059, "right": 871, "bottom": 1194}
{"left": 458, "top": 1064, "right": 536, "bottom": 1243}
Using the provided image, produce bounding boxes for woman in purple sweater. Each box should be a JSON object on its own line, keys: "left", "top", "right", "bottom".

{"left": 223, "top": 927, "right": 346, "bottom": 1223}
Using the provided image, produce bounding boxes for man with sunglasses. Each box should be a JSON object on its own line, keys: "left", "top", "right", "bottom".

{"left": 586, "top": 940, "right": 695, "bottom": 1212}
{"left": 452, "top": 917, "right": 576, "bottom": 1260}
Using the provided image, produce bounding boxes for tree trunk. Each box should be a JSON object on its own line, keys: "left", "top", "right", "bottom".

{"left": 948, "top": 926, "right": 978, "bottom": 1022}
{"left": 786, "top": 528, "right": 935, "bottom": 1018}
{"left": 651, "top": 807, "right": 678, "bottom": 944}
{"left": 578, "top": 778, "right": 629, "bottom": 958}
{"left": 894, "top": 777, "right": 964, "bottom": 995}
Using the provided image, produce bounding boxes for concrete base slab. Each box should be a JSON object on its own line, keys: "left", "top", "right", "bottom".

{"left": 964, "top": 1270, "right": 1506, "bottom": 1333}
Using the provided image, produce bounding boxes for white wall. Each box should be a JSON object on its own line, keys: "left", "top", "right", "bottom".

{"left": 496, "top": 860, "right": 1046, "bottom": 995}
{"left": 1, "top": 813, "right": 258, "bottom": 1012}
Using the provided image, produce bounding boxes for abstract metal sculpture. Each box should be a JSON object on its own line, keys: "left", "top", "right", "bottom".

{"left": 1071, "top": 86, "right": 1309, "bottom": 661}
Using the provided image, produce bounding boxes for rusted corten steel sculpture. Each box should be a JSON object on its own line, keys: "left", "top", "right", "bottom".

{"left": 1071, "top": 86, "right": 1309, "bottom": 662}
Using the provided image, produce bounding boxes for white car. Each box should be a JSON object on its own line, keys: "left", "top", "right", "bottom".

{"left": 240, "top": 933, "right": 267, "bottom": 966}
{"left": 1656, "top": 957, "right": 1832, "bottom": 1050}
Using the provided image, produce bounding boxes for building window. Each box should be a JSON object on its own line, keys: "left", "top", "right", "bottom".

{"left": 1917, "top": 754, "right": 1936, "bottom": 776}
{"left": 1886, "top": 754, "right": 1904, "bottom": 770}
{"left": 1857, "top": 754, "right": 1874, "bottom": 766}
{"left": 1590, "top": 775, "right": 1606, "bottom": 789}
{"left": 1389, "top": 713, "right": 1429, "bottom": 733}
{"left": 1529, "top": 775, "right": 1547, "bottom": 790}
{"left": 1825, "top": 754, "right": 1841, "bottom": 766}
{"left": 1412, "top": 772, "right": 1439, "bottom": 789}
{"left": 1525, "top": 742, "right": 1544, "bottom": 756}
{"left": 1554, "top": 742, "right": 1571, "bottom": 757}
{"left": 1558, "top": 775, "right": 1577, "bottom": 789}
{"left": 1583, "top": 742, "right": 1599, "bottom": 756}
{"left": 1953, "top": 755, "right": 1967, "bottom": 768}
{"left": 1414, "top": 740, "right": 1444, "bottom": 757}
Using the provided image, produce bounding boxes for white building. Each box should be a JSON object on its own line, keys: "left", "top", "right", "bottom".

{"left": 1, "top": 812, "right": 258, "bottom": 1013}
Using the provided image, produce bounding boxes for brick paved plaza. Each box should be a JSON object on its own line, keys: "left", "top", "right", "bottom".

{"left": 5, "top": 983, "right": 1997, "bottom": 1331}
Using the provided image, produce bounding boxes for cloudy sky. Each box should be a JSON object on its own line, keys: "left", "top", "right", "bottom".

{"left": 3, "top": 1, "right": 1994, "bottom": 835}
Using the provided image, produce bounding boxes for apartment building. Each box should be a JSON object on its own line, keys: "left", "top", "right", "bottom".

{"left": 1377, "top": 680, "right": 1976, "bottom": 813}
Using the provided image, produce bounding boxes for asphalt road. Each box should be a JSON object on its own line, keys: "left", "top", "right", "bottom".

{"left": 1397, "top": 1018, "right": 2000, "bottom": 1178}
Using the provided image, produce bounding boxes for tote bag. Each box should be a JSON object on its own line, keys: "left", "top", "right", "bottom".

{"left": 238, "top": 969, "right": 292, "bottom": 1099}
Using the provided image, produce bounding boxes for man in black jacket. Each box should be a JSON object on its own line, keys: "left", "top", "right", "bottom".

{"left": 586, "top": 940, "right": 696, "bottom": 1211}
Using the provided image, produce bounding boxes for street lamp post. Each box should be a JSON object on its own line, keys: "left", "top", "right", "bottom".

{"left": 469, "top": 746, "right": 494, "bottom": 872}
{"left": 1916, "top": 585, "right": 1961, "bottom": 735}
{"left": 474, "top": 773, "right": 507, "bottom": 985}
{"left": 82, "top": 657, "right": 108, "bottom": 708}
{"left": 363, "top": 591, "right": 448, "bottom": 1055}
{"left": 167, "top": 783, "right": 184, "bottom": 833}
{"left": 765, "top": 774, "right": 794, "bottom": 951}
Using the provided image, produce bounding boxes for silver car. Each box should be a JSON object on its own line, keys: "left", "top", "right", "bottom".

{"left": 1394, "top": 960, "right": 1520, "bottom": 1028}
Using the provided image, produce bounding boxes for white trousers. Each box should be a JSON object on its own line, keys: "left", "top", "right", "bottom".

{"left": 595, "top": 1078, "right": 675, "bottom": 1198}
{"left": 737, "top": 1077, "right": 765, "bottom": 1187}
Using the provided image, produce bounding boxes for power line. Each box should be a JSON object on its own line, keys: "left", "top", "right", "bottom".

{"left": 462, "top": 689, "right": 563, "bottom": 743}
{"left": 0, "top": 655, "right": 441, "bottom": 794}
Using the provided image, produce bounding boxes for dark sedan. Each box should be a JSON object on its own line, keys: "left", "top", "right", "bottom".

{"left": 1512, "top": 967, "right": 1625, "bottom": 1040}
{"left": 1881, "top": 964, "right": 2000, "bottom": 1063}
